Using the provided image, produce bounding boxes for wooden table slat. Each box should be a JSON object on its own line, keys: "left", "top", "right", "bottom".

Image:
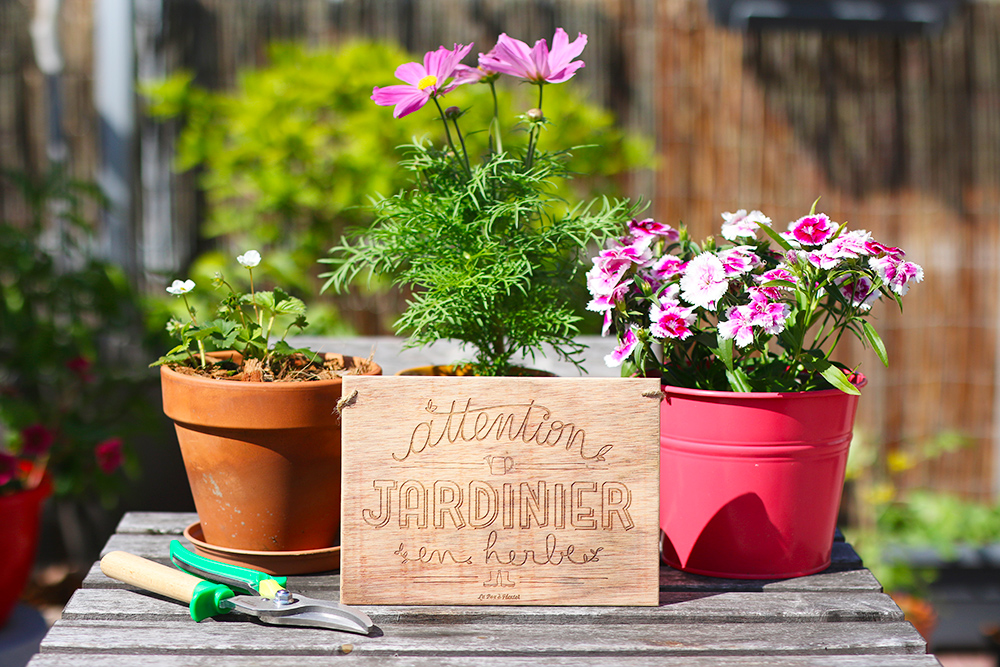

{"left": 60, "top": 587, "right": 905, "bottom": 625}
{"left": 38, "top": 619, "right": 927, "bottom": 657}
{"left": 26, "top": 654, "right": 945, "bottom": 667}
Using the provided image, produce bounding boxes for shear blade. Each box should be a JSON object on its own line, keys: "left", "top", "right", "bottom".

{"left": 225, "top": 595, "right": 374, "bottom": 635}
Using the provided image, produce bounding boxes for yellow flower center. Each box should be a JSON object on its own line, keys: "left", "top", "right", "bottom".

{"left": 418, "top": 75, "right": 438, "bottom": 90}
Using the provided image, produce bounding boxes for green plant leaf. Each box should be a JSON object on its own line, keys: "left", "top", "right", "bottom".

{"left": 726, "top": 367, "right": 753, "bottom": 393}
{"left": 758, "top": 222, "right": 793, "bottom": 252}
{"left": 862, "top": 320, "right": 889, "bottom": 367}
{"left": 816, "top": 360, "right": 861, "bottom": 395}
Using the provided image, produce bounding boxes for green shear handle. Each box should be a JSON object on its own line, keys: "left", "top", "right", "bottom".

{"left": 169, "top": 539, "right": 287, "bottom": 597}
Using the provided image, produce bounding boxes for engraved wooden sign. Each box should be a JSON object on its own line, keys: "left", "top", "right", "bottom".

{"left": 338, "top": 376, "right": 661, "bottom": 606}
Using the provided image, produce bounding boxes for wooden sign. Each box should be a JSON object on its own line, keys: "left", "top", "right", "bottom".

{"left": 338, "top": 376, "right": 661, "bottom": 606}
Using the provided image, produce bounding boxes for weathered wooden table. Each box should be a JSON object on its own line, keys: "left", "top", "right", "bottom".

{"left": 27, "top": 511, "right": 940, "bottom": 666}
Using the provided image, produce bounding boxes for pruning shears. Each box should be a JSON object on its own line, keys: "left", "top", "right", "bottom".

{"left": 100, "top": 540, "right": 373, "bottom": 635}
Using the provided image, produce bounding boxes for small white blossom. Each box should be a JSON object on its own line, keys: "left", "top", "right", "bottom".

{"left": 237, "top": 250, "right": 261, "bottom": 268}
{"left": 166, "top": 279, "right": 196, "bottom": 295}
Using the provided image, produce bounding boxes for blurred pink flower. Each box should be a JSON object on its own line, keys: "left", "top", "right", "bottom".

{"left": 372, "top": 43, "right": 473, "bottom": 118}
{"left": 481, "top": 28, "right": 586, "bottom": 83}
{"left": 66, "top": 355, "right": 95, "bottom": 383}
{"left": 0, "top": 452, "right": 17, "bottom": 486}
{"left": 95, "top": 438, "right": 123, "bottom": 474}
{"left": 21, "top": 424, "right": 55, "bottom": 457}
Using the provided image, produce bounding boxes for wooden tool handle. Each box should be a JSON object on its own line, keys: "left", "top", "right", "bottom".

{"left": 101, "top": 550, "right": 202, "bottom": 604}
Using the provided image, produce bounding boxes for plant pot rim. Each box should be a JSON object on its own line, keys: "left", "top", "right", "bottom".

{"left": 661, "top": 373, "right": 866, "bottom": 400}
{"left": 160, "top": 352, "right": 381, "bottom": 390}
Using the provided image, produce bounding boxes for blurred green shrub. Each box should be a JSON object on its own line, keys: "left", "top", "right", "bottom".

{"left": 0, "top": 167, "right": 158, "bottom": 503}
{"left": 142, "top": 40, "right": 653, "bottom": 333}
{"left": 843, "top": 431, "right": 1000, "bottom": 594}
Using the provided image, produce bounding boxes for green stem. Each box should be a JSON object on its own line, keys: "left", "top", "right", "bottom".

{"left": 248, "top": 268, "right": 260, "bottom": 327}
{"left": 432, "top": 97, "right": 469, "bottom": 176}
{"left": 451, "top": 117, "right": 472, "bottom": 174}
{"left": 525, "top": 83, "right": 545, "bottom": 169}
{"left": 489, "top": 81, "right": 502, "bottom": 155}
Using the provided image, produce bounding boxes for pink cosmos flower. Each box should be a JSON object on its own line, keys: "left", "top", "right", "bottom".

{"left": 680, "top": 252, "right": 729, "bottom": 310}
{"left": 95, "top": 437, "right": 123, "bottom": 474}
{"left": 785, "top": 213, "right": 836, "bottom": 246}
{"left": 452, "top": 63, "right": 495, "bottom": 86}
{"left": 372, "top": 43, "right": 474, "bottom": 118}
{"left": 480, "top": 28, "right": 586, "bottom": 84}
{"left": 21, "top": 424, "right": 55, "bottom": 457}
{"left": 870, "top": 256, "right": 924, "bottom": 296}
{"left": 0, "top": 452, "right": 17, "bottom": 486}
{"left": 604, "top": 328, "right": 639, "bottom": 368}
{"left": 718, "top": 246, "right": 759, "bottom": 278}
{"left": 649, "top": 301, "right": 695, "bottom": 340}
{"left": 627, "top": 218, "right": 680, "bottom": 243}
{"left": 721, "top": 209, "right": 772, "bottom": 241}
{"left": 718, "top": 305, "right": 756, "bottom": 347}
{"left": 835, "top": 275, "right": 879, "bottom": 310}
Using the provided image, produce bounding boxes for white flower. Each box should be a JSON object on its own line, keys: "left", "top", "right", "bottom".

{"left": 166, "top": 279, "right": 195, "bottom": 295}
{"left": 680, "top": 252, "right": 729, "bottom": 310}
{"left": 237, "top": 250, "right": 261, "bottom": 268}
{"left": 721, "top": 209, "right": 771, "bottom": 241}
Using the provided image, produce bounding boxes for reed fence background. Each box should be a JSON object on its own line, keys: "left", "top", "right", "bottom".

{"left": 1, "top": 0, "right": 997, "bottom": 501}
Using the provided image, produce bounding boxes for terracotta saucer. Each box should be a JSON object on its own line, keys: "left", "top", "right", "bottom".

{"left": 183, "top": 522, "right": 340, "bottom": 575}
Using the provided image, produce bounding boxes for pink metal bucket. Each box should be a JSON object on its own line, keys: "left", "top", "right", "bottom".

{"left": 659, "top": 384, "right": 860, "bottom": 579}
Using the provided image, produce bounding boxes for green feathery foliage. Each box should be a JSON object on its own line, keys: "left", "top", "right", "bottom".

{"left": 323, "top": 136, "right": 635, "bottom": 375}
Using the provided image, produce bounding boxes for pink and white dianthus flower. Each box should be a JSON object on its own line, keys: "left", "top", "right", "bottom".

{"left": 604, "top": 327, "right": 639, "bottom": 368}
{"left": 718, "top": 305, "right": 756, "bottom": 347}
{"left": 680, "top": 252, "right": 729, "bottom": 310}
{"left": 870, "top": 255, "right": 924, "bottom": 296}
{"left": 586, "top": 242, "right": 646, "bottom": 297}
{"left": 480, "top": 28, "right": 587, "bottom": 84}
{"left": 649, "top": 300, "right": 696, "bottom": 341}
{"left": 372, "top": 43, "right": 474, "bottom": 118}
{"left": 827, "top": 230, "right": 873, "bottom": 260}
{"left": 758, "top": 267, "right": 797, "bottom": 286}
{"left": 651, "top": 254, "right": 685, "bottom": 280}
{"left": 834, "top": 275, "right": 879, "bottom": 310}
{"left": 721, "top": 209, "right": 772, "bottom": 241}
{"left": 586, "top": 278, "right": 632, "bottom": 313}
{"left": 748, "top": 293, "right": 790, "bottom": 335}
{"left": 718, "top": 246, "right": 759, "bottom": 278}
{"left": 865, "top": 239, "right": 905, "bottom": 260}
{"left": 627, "top": 218, "right": 680, "bottom": 243}
{"left": 785, "top": 213, "right": 836, "bottom": 246}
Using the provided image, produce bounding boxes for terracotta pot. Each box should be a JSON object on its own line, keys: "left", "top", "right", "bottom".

{"left": 160, "top": 353, "right": 381, "bottom": 552}
{"left": 659, "top": 383, "right": 861, "bottom": 579}
{"left": 0, "top": 474, "right": 51, "bottom": 627}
